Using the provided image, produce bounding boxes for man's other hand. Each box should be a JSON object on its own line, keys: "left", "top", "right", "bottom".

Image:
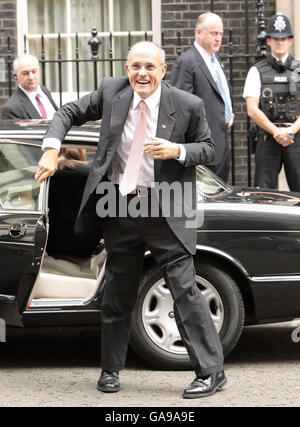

{"left": 144, "top": 137, "right": 180, "bottom": 159}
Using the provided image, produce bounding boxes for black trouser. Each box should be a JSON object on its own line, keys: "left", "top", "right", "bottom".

{"left": 255, "top": 132, "right": 300, "bottom": 192}
{"left": 100, "top": 199, "right": 224, "bottom": 376}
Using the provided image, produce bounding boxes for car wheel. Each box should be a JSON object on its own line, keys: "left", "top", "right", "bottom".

{"left": 130, "top": 258, "right": 245, "bottom": 369}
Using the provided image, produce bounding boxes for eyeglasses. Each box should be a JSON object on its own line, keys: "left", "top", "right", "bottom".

{"left": 128, "top": 63, "right": 164, "bottom": 72}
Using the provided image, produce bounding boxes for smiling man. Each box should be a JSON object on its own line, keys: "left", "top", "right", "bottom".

{"left": 35, "top": 41, "right": 225, "bottom": 399}
{"left": 243, "top": 13, "right": 300, "bottom": 191}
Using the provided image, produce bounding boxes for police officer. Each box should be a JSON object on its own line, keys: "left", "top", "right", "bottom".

{"left": 243, "top": 13, "right": 300, "bottom": 191}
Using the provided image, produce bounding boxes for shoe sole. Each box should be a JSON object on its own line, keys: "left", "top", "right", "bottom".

{"left": 97, "top": 384, "right": 120, "bottom": 393}
{"left": 182, "top": 377, "right": 227, "bottom": 399}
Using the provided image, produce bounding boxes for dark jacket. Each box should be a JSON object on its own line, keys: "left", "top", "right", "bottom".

{"left": 2, "top": 85, "right": 58, "bottom": 119}
{"left": 44, "top": 77, "right": 215, "bottom": 254}
{"left": 170, "top": 45, "right": 231, "bottom": 168}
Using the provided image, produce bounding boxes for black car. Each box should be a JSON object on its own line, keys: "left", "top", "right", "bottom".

{"left": 1, "top": 120, "right": 300, "bottom": 369}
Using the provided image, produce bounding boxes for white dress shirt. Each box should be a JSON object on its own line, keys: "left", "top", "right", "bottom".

{"left": 243, "top": 53, "right": 290, "bottom": 99}
{"left": 19, "top": 84, "right": 56, "bottom": 119}
{"left": 194, "top": 41, "right": 233, "bottom": 119}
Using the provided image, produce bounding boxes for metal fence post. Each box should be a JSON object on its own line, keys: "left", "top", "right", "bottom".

{"left": 88, "top": 27, "right": 101, "bottom": 90}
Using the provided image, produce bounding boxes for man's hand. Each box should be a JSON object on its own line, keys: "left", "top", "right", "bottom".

{"left": 227, "top": 113, "right": 234, "bottom": 128}
{"left": 144, "top": 137, "right": 180, "bottom": 159}
{"left": 273, "top": 128, "right": 294, "bottom": 147}
{"left": 35, "top": 148, "right": 59, "bottom": 183}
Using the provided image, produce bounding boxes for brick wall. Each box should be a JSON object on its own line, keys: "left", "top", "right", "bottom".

{"left": 161, "top": 0, "right": 276, "bottom": 186}
{"left": 0, "top": 0, "right": 17, "bottom": 111}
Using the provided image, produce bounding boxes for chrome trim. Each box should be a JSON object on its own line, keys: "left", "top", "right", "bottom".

{"left": 205, "top": 203, "right": 300, "bottom": 216}
{"left": 30, "top": 298, "right": 85, "bottom": 307}
{"left": 0, "top": 130, "right": 45, "bottom": 135}
{"left": 0, "top": 209, "right": 42, "bottom": 214}
{"left": 197, "top": 229, "right": 300, "bottom": 233}
{"left": 0, "top": 134, "right": 98, "bottom": 143}
{"left": 249, "top": 275, "right": 300, "bottom": 283}
{"left": 0, "top": 240, "right": 34, "bottom": 246}
{"left": 64, "top": 136, "right": 98, "bottom": 142}
{"left": 0, "top": 138, "right": 42, "bottom": 147}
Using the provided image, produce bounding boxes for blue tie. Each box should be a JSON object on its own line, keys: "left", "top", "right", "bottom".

{"left": 211, "top": 55, "right": 232, "bottom": 123}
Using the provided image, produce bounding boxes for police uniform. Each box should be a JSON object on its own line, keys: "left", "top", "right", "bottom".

{"left": 243, "top": 13, "right": 300, "bottom": 191}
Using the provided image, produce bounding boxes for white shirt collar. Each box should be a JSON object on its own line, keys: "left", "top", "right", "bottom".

{"left": 271, "top": 53, "right": 289, "bottom": 63}
{"left": 18, "top": 84, "right": 43, "bottom": 100}
{"left": 194, "top": 40, "right": 213, "bottom": 60}
{"left": 132, "top": 84, "right": 161, "bottom": 112}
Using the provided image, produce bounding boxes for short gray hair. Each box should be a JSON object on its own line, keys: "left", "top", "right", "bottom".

{"left": 13, "top": 54, "right": 39, "bottom": 72}
{"left": 127, "top": 41, "right": 166, "bottom": 64}
{"left": 196, "top": 12, "right": 223, "bottom": 31}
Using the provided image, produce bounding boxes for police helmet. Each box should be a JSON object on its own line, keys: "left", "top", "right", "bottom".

{"left": 266, "top": 13, "right": 293, "bottom": 38}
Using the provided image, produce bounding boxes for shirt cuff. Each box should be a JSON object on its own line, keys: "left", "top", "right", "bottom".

{"left": 42, "top": 138, "right": 61, "bottom": 152}
{"left": 177, "top": 144, "right": 186, "bottom": 163}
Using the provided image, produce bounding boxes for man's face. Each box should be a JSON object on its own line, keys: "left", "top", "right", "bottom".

{"left": 196, "top": 20, "right": 223, "bottom": 54}
{"left": 15, "top": 59, "right": 40, "bottom": 92}
{"left": 125, "top": 44, "right": 167, "bottom": 99}
{"left": 266, "top": 37, "right": 293, "bottom": 59}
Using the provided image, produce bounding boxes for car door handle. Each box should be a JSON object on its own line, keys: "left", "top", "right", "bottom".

{"left": 9, "top": 223, "right": 27, "bottom": 238}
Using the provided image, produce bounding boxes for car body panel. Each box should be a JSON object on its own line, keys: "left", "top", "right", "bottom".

{"left": 1, "top": 119, "right": 300, "bottom": 342}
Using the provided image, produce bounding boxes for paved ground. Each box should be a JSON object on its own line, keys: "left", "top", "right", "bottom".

{"left": 0, "top": 321, "right": 300, "bottom": 407}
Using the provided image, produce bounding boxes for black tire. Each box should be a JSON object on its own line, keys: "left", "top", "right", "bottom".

{"left": 130, "top": 258, "right": 245, "bottom": 370}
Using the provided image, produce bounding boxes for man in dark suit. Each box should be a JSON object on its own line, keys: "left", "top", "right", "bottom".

{"left": 170, "top": 12, "right": 234, "bottom": 182}
{"left": 2, "top": 54, "right": 57, "bottom": 119}
{"left": 35, "top": 41, "right": 226, "bottom": 399}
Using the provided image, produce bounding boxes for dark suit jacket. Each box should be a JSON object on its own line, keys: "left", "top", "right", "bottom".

{"left": 44, "top": 77, "right": 215, "bottom": 254}
{"left": 170, "top": 45, "right": 231, "bottom": 168}
{"left": 1, "top": 85, "right": 58, "bottom": 119}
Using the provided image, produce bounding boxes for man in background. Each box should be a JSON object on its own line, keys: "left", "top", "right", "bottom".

{"left": 170, "top": 12, "right": 234, "bottom": 182}
{"left": 2, "top": 54, "right": 57, "bottom": 120}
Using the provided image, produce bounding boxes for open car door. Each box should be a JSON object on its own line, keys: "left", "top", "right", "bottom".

{"left": 0, "top": 140, "right": 48, "bottom": 326}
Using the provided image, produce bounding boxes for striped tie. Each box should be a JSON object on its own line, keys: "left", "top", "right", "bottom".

{"left": 119, "top": 100, "right": 147, "bottom": 196}
{"left": 35, "top": 93, "right": 47, "bottom": 119}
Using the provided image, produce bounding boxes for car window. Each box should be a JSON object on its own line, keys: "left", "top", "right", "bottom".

{"left": 196, "top": 166, "right": 231, "bottom": 199}
{"left": 0, "top": 142, "right": 41, "bottom": 211}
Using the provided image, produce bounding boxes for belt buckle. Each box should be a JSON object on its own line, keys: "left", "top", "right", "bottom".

{"left": 136, "top": 187, "right": 148, "bottom": 197}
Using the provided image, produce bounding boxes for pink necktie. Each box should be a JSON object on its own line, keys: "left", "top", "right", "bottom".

{"left": 35, "top": 93, "right": 47, "bottom": 119}
{"left": 119, "top": 100, "right": 147, "bottom": 196}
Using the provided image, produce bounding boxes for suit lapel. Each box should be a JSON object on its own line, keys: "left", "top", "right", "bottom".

{"left": 17, "top": 88, "right": 41, "bottom": 119}
{"left": 192, "top": 46, "right": 221, "bottom": 96}
{"left": 41, "top": 85, "right": 58, "bottom": 110}
{"left": 108, "top": 85, "right": 133, "bottom": 154}
{"left": 154, "top": 82, "right": 176, "bottom": 179}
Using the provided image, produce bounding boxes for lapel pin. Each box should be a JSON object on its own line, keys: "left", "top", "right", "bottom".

{"left": 162, "top": 124, "right": 166, "bottom": 129}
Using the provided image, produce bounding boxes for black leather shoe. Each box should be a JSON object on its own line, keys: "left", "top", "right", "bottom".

{"left": 182, "top": 370, "right": 227, "bottom": 399}
{"left": 97, "top": 370, "right": 120, "bottom": 393}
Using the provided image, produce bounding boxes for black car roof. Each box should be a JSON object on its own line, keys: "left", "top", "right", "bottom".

{"left": 0, "top": 119, "right": 100, "bottom": 145}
